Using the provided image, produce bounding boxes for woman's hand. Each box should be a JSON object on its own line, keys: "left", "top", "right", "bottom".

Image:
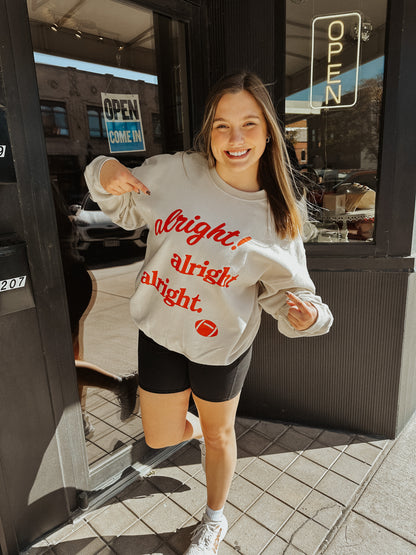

{"left": 286, "top": 291, "right": 318, "bottom": 331}
{"left": 100, "top": 159, "right": 150, "bottom": 196}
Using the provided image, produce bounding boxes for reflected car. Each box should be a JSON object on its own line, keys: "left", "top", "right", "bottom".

{"left": 333, "top": 170, "right": 378, "bottom": 192}
{"left": 321, "top": 169, "right": 378, "bottom": 192}
{"left": 70, "top": 193, "right": 148, "bottom": 251}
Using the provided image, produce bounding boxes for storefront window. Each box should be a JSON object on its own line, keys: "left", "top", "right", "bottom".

{"left": 286, "top": 0, "right": 388, "bottom": 243}
{"left": 87, "top": 106, "right": 107, "bottom": 139}
{"left": 41, "top": 101, "right": 69, "bottom": 137}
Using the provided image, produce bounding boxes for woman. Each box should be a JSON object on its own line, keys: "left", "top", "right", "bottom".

{"left": 85, "top": 72, "right": 333, "bottom": 554}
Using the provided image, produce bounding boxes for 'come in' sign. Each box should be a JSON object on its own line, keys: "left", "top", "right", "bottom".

{"left": 310, "top": 12, "right": 361, "bottom": 110}
{"left": 101, "top": 93, "right": 146, "bottom": 153}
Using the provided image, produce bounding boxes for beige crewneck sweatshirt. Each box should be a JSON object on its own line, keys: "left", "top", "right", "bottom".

{"left": 85, "top": 152, "right": 333, "bottom": 364}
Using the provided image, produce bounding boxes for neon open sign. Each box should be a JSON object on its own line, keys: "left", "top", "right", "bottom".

{"left": 310, "top": 12, "right": 361, "bottom": 109}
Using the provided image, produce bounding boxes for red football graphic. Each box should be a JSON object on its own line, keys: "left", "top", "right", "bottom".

{"left": 195, "top": 319, "right": 218, "bottom": 337}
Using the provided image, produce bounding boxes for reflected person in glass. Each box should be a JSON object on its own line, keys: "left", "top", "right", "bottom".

{"left": 52, "top": 183, "right": 138, "bottom": 436}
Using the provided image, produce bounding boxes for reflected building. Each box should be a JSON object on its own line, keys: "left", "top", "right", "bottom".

{"left": 35, "top": 63, "right": 162, "bottom": 204}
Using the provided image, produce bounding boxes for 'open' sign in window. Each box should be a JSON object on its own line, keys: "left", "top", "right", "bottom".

{"left": 101, "top": 93, "right": 146, "bottom": 153}
{"left": 310, "top": 12, "right": 361, "bottom": 110}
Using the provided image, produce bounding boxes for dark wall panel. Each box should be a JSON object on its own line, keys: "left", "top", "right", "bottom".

{"left": 206, "top": 0, "right": 284, "bottom": 108}
{"left": 0, "top": 310, "right": 72, "bottom": 547}
{"left": 207, "top": 0, "right": 274, "bottom": 79}
{"left": 240, "top": 271, "right": 409, "bottom": 438}
{"left": 375, "top": 0, "right": 416, "bottom": 257}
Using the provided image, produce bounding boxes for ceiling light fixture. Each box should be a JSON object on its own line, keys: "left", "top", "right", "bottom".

{"left": 75, "top": 30, "right": 82, "bottom": 39}
{"left": 50, "top": 23, "right": 58, "bottom": 32}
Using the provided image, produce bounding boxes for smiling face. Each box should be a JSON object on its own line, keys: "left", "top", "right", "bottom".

{"left": 210, "top": 90, "right": 269, "bottom": 191}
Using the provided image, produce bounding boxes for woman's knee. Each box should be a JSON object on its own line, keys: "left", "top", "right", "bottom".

{"left": 203, "top": 424, "right": 236, "bottom": 451}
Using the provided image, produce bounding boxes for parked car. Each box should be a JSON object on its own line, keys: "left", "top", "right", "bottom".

{"left": 69, "top": 193, "right": 148, "bottom": 251}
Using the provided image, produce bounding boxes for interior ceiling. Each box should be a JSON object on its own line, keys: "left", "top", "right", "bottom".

{"left": 27, "top": 0, "right": 387, "bottom": 77}
{"left": 27, "top": 0, "right": 155, "bottom": 51}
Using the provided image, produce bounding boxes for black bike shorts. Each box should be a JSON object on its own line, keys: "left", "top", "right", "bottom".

{"left": 138, "top": 331, "right": 252, "bottom": 403}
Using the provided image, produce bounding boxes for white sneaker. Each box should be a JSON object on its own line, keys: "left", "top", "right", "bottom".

{"left": 199, "top": 438, "right": 206, "bottom": 472}
{"left": 82, "top": 412, "right": 94, "bottom": 439}
{"left": 184, "top": 513, "right": 228, "bottom": 554}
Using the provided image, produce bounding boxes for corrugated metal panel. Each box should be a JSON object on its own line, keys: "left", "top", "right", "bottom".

{"left": 240, "top": 271, "right": 410, "bottom": 438}
{"left": 207, "top": 0, "right": 277, "bottom": 88}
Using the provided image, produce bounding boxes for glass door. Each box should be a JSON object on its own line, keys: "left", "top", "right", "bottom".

{"left": 27, "top": 0, "right": 191, "bottom": 487}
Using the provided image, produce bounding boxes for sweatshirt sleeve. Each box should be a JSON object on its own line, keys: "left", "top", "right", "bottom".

{"left": 84, "top": 155, "right": 147, "bottom": 230}
{"left": 257, "top": 236, "right": 333, "bottom": 338}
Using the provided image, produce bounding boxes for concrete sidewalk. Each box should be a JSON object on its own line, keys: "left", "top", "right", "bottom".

{"left": 27, "top": 258, "right": 416, "bottom": 554}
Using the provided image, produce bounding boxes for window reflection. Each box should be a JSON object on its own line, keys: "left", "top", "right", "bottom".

{"left": 286, "top": 0, "right": 388, "bottom": 243}
{"left": 152, "top": 112, "right": 162, "bottom": 143}
{"left": 41, "top": 101, "right": 69, "bottom": 137}
{"left": 27, "top": 0, "right": 190, "bottom": 471}
{"left": 87, "top": 106, "right": 107, "bottom": 139}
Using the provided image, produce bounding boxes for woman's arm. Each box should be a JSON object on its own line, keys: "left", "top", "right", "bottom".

{"left": 257, "top": 236, "right": 333, "bottom": 337}
{"left": 258, "top": 284, "right": 333, "bottom": 338}
{"left": 99, "top": 158, "right": 151, "bottom": 196}
{"left": 84, "top": 156, "right": 148, "bottom": 230}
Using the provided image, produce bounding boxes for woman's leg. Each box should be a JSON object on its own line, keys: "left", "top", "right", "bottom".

{"left": 139, "top": 387, "right": 202, "bottom": 449}
{"left": 74, "top": 329, "right": 123, "bottom": 400}
{"left": 76, "top": 360, "right": 138, "bottom": 421}
{"left": 75, "top": 359, "right": 123, "bottom": 390}
{"left": 76, "top": 359, "right": 122, "bottom": 411}
{"left": 192, "top": 393, "right": 240, "bottom": 510}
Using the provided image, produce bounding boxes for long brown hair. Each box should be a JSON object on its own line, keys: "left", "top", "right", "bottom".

{"left": 194, "top": 72, "right": 302, "bottom": 239}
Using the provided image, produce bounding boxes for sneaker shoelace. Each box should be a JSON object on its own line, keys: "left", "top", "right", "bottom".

{"left": 189, "top": 519, "right": 223, "bottom": 552}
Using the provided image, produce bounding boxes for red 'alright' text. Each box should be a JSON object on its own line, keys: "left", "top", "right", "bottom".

{"left": 155, "top": 208, "right": 242, "bottom": 246}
